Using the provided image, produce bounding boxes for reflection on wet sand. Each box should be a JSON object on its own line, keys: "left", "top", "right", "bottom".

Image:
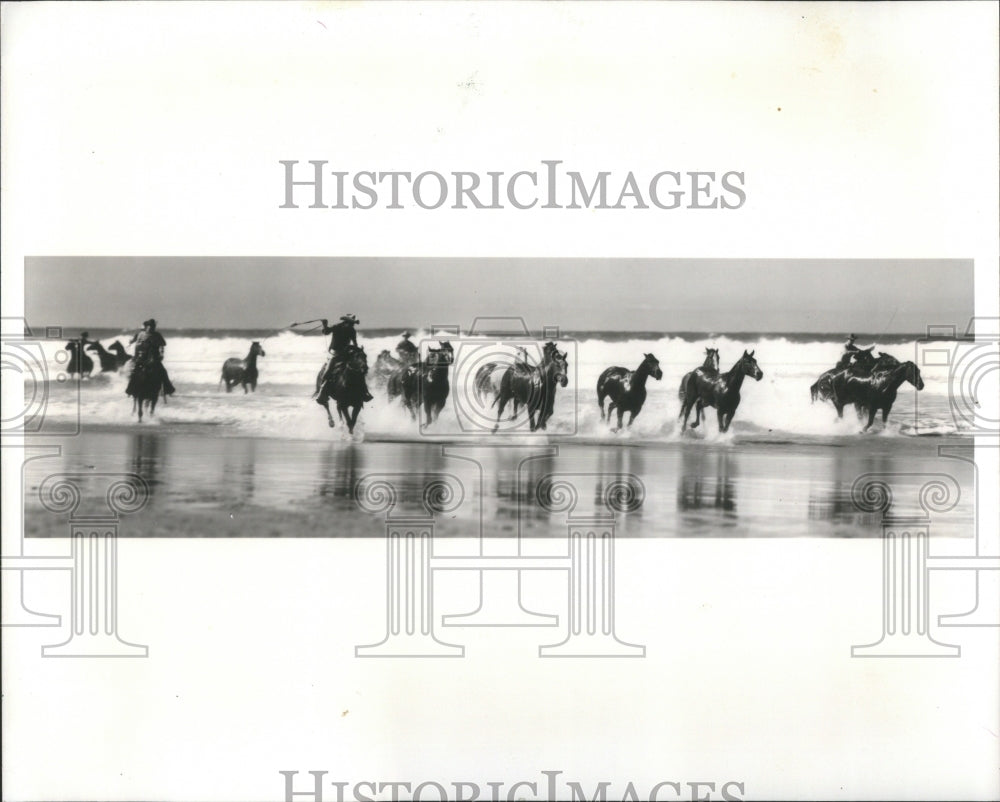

{"left": 24, "top": 432, "right": 975, "bottom": 538}
{"left": 130, "top": 433, "right": 163, "bottom": 496}
{"left": 677, "top": 448, "right": 736, "bottom": 515}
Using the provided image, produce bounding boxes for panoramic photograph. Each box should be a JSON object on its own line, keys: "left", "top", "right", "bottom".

{"left": 20, "top": 256, "right": 976, "bottom": 540}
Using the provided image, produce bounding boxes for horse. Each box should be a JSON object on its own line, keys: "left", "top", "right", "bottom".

{"left": 316, "top": 346, "right": 369, "bottom": 433}
{"left": 125, "top": 357, "right": 163, "bottom": 422}
{"left": 390, "top": 342, "right": 454, "bottom": 426}
{"left": 108, "top": 341, "right": 132, "bottom": 369}
{"left": 597, "top": 352, "right": 663, "bottom": 432}
{"left": 830, "top": 360, "right": 923, "bottom": 431}
{"left": 679, "top": 350, "right": 763, "bottom": 433}
{"left": 63, "top": 341, "right": 93, "bottom": 378}
{"left": 492, "top": 346, "right": 569, "bottom": 432}
{"left": 474, "top": 344, "right": 549, "bottom": 420}
{"left": 810, "top": 346, "right": 876, "bottom": 403}
{"left": 677, "top": 348, "right": 721, "bottom": 428}
{"left": 372, "top": 349, "right": 402, "bottom": 386}
{"left": 86, "top": 341, "right": 121, "bottom": 373}
{"left": 220, "top": 341, "right": 266, "bottom": 393}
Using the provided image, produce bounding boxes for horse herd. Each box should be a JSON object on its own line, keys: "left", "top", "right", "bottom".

{"left": 63, "top": 335, "right": 925, "bottom": 435}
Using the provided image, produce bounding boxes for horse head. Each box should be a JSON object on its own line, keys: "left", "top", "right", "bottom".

{"left": 905, "top": 361, "right": 924, "bottom": 390}
{"left": 346, "top": 346, "right": 368, "bottom": 374}
{"left": 703, "top": 347, "right": 720, "bottom": 372}
{"left": 251, "top": 341, "right": 265, "bottom": 358}
{"left": 428, "top": 342, "right": 454, "bottom": 366}
{"left": 109, "top": 341, "right": 126, "bottom": 353}
{"left": 548, "top": 349, "right": 569, "bottom": 387}
{"left": 852, "top": 347, "right": 877, "bottom": 370}
{"left": 741, "top": 350, "right": 764, "bottom": 381}
{"left": 643, "top": 353, "right": 663, "bottom": 381}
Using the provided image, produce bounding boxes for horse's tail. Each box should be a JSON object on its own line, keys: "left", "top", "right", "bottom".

{"left": 678, "top": 371, "right": 691, "bottom": 401}
{"left": 474, "top": 363, "right": 498, "bottom": 406}
{"left": 809, "top": 382, "right": 818, "bottom": 403}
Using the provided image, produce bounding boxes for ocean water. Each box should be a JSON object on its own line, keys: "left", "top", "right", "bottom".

{"left": 32, "top": 328, "right": 968, "bottom": 443}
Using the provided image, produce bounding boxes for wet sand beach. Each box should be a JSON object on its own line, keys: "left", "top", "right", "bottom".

{"left": 23, "top": 429, "right": 974, "bottom": 539}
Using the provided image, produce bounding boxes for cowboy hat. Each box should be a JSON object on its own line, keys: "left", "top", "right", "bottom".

{"left": 143, "top": 318, "right": 157, "bottom": 328}
{"left": 341, "top": 314, "right": 359, "bottom": 324}
{"left": 400, "top": 331, "right": 411, "bottom": 338}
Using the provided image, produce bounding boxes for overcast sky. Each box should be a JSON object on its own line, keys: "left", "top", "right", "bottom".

{"left": 25, "top": 257, "right": 972, "bottom": 334}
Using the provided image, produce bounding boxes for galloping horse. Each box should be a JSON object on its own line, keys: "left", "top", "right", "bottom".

{"left": 126, "top": 357, "right": 163, "bottom": 422}
{"left": 316, "top": 345, "right": 369, "bottom": 433}
{"left": 492, "top": 345, "right": 569, "bottom": 432}
{"left": 830, "top": 360, "right": 923, "bottom": 431}
{"left": 390, "top": 342, "right": 455, "bottom": 426}
{"left": 810, "top": 346, "right": 876, "bottom": 404}
{"left": 677, "top": 348, "right": 721, "bottom": 428}
{"left": 679, "top": 350, "right": 763, "bottom": 433}
{"left": 597, "top": 352, "right": 663, "bottom": 432}
{"left": 86, "top": 340, "right": 123, "bottom": 373}
{"left": 220, "top": 341, "right": 266, "bottom": 393}
{"left": 372, "top": 350, "right": 402, "bottom": 386}
{"left": 475, "top": 344, "right": 548, "bottom": 421}
{"left": 108, "top": 341, "right": 131, "bottom": 369}
{"left": 64, "top": 340, "right": 93, "bottom": 378}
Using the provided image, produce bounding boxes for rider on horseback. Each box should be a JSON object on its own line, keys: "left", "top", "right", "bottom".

{"left": 128, "top": 318, "right": 175, "bottom": 396}
{"left": 316, "top": 314, "right": 373, "bottom": 405}
{"left": 396, "top": 331, "right": 418, "bottom": 365}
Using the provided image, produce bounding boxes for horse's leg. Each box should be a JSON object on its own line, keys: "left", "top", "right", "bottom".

{"left": 349, "top": 405, "right": 361, "bottom": 435}
{"left": 493, "top": 393, "right": 509, "bottom": 433}
{"left": 690, "top": 400, "right": 701, "bottom": 429}
{"left": 863, "top": 405, "right": 877, "bottom": 432}
{"left": 243, "top": 381, "right": 249, "bottom": 395}
{"left": 337, "top": 402, "right": 352, "bottom": 433}
{"left": 627, "top": 406, "right": 640, "bottom": 428}
{"left": 321, "top": 399, "right": 335, "bottom": 428}
{"left": 882, "top": 403, "right": 892, "bottom": 425}
{"left": 613, "top": 407, "right": 624, "bottom": 433}
{"left": 606, "top": 401, "right": 617, "bottom": 428}
{"left": 718, "top": 408, "right": 727, "bottom": 432}
{"left": 598, "top": 391, "right": 606, "bottom": 421}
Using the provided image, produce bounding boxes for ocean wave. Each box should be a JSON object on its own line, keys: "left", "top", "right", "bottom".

{"left": 31, "top": 330, "right": 963, "bottom": 442}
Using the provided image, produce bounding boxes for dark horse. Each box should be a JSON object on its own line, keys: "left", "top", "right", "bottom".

{"left": 474, "top": 345, "right": 538, "bottom": 421}
{"left": 830, "top": 360, "right": 923, "bottom": 431}
{"left": 810, "top": 346, "right": 876, "bottom": 404}
{"left": 492, "top": 344, "right": 569, "bottom": 432}
{"left": 108, "top": 341, "right": 131, "bottom": 369}
{"left": 679, "top": 350, "right": 763, "bottom": 433}
{"left": 125, "top": 357, "right": 162, "bottom": 422}
{"left": 220, "top": 341, "right": 266, "bottom": 393}
{"left": 389, "top": 342, "right": 454, "bottom": 427}
{"left": 64, "top": 341, "right": 93, "bottom": 377}
{"left": 677, "top": 348, "right": 721, "bottom": 428}
{"left": 597, "top": 352, "right": 663, "bottom": 432}
{"left": 316, "top": 346, "right": 369, "bottom": 433}
{"left": 372, "top": 349, "right": 402, "bottom": 386}
{"left": 86, "top": 340, "right": 128, "bottom": 373}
